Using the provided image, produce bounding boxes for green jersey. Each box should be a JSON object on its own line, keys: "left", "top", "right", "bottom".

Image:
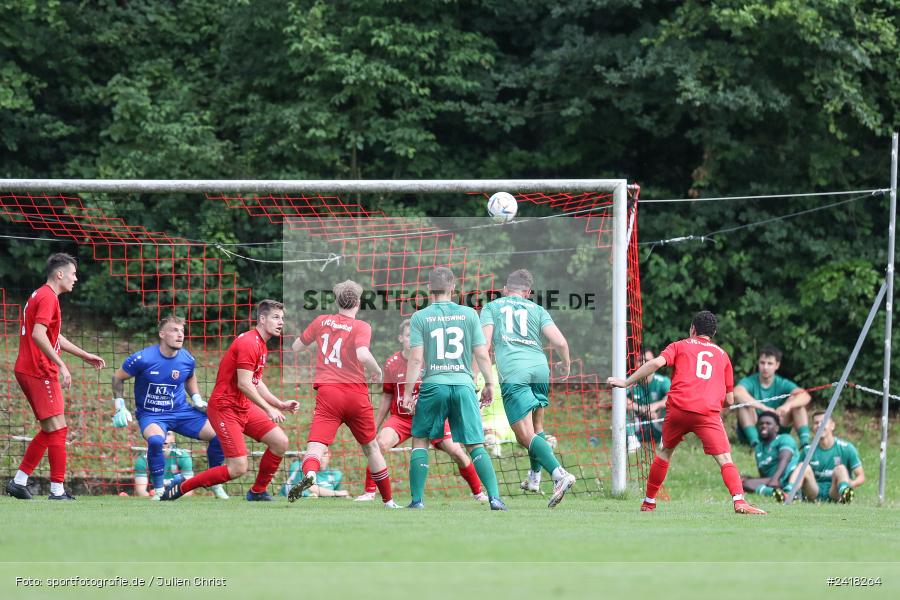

{"left": 802, "top": 437, "right": 862, "bottom": 486}
{"left": 754, "top": 433, "right": 799, "bottom": 480}
{"left": 480, "top": 296, "right": 554, "bottom": 382}
{"left": 628, "top": 373, "right": 671, "bottom": 407}
{"left": 737, "top": 373, "right": 798, "bottom": 411}
{"left": 280, "top": 461, "right": 342, "bottom": 497}
{"left": 409, "top": 300, "right": 485, "bottom": 386}
{"left": 133, "top": 448, "right": 193, "bottom": 480}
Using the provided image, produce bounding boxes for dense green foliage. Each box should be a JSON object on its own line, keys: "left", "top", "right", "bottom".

{"left": 1, "top": 1, "right": 898, "bottom": 404}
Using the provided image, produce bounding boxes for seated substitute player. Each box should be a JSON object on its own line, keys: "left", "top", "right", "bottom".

{"left": 161, "top": 300, "right": 300, "bottom": 501}
{"left": 134, "top": 430, "right": 195, "bottom": 497}
{"left": 402, "top": 267, "right": 506, "bottom": 510}
{"left": 735, "top": 345, "right": 812, "bottom": 448}
{"left": 289, "top": 280, "right": 399, "bottom": 508}
{"left": 783, "top": 410, "right": 864, "bottom": 503}
{"left": 280, "top": 448, "right": 348, "bottom": 498}
{"left": 354, "top": 318, "right": 487, "bottom": 502}
{"left": 7, "top": 253, "right": 106, "bottom": 501}
{"left": 607, "top": 310, "right": 767, "bottom": 515}
{"left": 740, "top": 411, "right": 799, "bottom": 501}
{"left": 111, "top": 315, "right": 228, "bottom": 500}
{"left": 480, "top": 268, "right": 576, "bottom": 508}
{"left": 626, "top": 347, "right": 670, "bottom": 453}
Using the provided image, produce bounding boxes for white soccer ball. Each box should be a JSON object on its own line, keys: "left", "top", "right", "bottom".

{"left": 487, "top": 192, "right": 518, "bottom": 223}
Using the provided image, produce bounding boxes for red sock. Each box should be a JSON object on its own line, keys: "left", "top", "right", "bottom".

{"left": 301, "top": 455, "right": 321, "bottom": 475}
{"left": 458, "top": 462, "right": 482, "bottom": 494}
{"left": 364, "top": 467, "right": 377, "bottom": 493}
{"left": 720, "top": 462, "right": 743, "bottom": 498}
{"left": 370, "top": 467, "right": 392, "bottom": 502}
{"left": 182, "top": 465, "right": 230, "bottom": 494}
{"left": 251, "top": 450, "right": 283, "bottom": 494}
{"left": 645, "top": 456, "right": 669, "bottom": 499}
{"left": 19, "top": 430, "right": 50, "bottom": 474}
{"left": 46, "top": 427, "right": 68, "bottom": 483}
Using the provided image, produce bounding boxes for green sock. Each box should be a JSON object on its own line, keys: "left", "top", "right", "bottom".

{"left": 529, "top": 433, "right": 561, "bottom": 475}
{"left": 798, "top": 425, "right": 811, "bottom": 446}
{"left": 409, "top": 448, "right": 429, "bottom": 503}
{"left": 755, "top": 484, "right": 774, "bottom": 496}
{"left": 743, "top": 426, "right": 760, "bottom": 447}
{"left": 783, "top": 483, "right": 793, "bottom": 494}
{"left": 529, "top": 431, "right": 547, "bottom": 473}
{"left": 470, "top": 447, "right": 500, "bottom": 498}
{"left": 838, "top": 481, "right": 850, "bottom": 494}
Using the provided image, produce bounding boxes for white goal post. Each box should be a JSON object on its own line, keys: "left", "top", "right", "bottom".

{"left": 0, "top": 177, "right": 632, "bottom": 496}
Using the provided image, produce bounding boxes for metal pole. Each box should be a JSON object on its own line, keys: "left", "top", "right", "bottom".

{"left": 879, "top": 132, "right": 898, "bottom": 504}
{"left": 786, "top": 282, "right": 887, "bottom": 504}
{"left": 0, "top": 178, "right": 623, "bottom": 194}
{"left": 611, "top": 182, "right": 628, "bottom": 496}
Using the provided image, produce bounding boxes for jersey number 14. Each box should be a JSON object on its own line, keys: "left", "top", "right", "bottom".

{"left": 320, "top": 333, "right": 343, "bottom": 368}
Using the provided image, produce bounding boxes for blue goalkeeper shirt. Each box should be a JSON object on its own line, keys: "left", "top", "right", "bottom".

{"left": 122, "top": 345, "right": 196, "bottom": 418}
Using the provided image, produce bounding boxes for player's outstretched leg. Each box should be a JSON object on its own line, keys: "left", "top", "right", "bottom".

{"left": 718, "top": 457, "right": 766, "bottom": 515}
{"left": 467, "top": 444, "right": 506, "bottom": 511}
{"left": 289, "top": 443, "right": 324, "bottom": 502}
{"left": 160, "top": 474, "right": 186, "bottom": 501}
{"left": 205, "top": 437, "right": 229, "bottom": 499}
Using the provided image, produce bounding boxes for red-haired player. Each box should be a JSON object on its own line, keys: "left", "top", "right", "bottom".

{"left": 289, "top": 280, "right": 399, "bottom": 508}
{"left": 608, "top": 310, "right": 766, "bottom": 515}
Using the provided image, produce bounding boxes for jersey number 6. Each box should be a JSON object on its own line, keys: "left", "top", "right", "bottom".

{"left": 696, "top": 351, "right": 713, "bottom": 380}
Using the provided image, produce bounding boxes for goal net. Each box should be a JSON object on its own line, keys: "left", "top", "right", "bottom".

{"left": 0, "top": 181, "right": 646, "bottom": 499}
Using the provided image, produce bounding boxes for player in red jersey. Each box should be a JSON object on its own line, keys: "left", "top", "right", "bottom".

{"left": 161, "top": 300, "right": 300, "bottom": 501}
{"left": 6, "top": 253, "right": 106, "bottom": 501}
{"left": 608, "top": 311, "right": 766, "bottom": 515}
{"left": 289, "top": 280, "right": 399, "bottom": 508}
{"left": 353, "top": 319, "right": 486, "bottom": 502}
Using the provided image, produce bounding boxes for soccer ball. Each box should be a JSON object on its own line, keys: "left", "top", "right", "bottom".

{"left": 487, "top": 192, "right": 518, "bottom": 223}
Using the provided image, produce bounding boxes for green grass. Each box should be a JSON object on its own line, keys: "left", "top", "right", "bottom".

{"left": 2, "top": 440, "right": 899, "bottom": 599}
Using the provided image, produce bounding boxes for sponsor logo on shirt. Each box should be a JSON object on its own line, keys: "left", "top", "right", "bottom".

{"left": 171, "top": 370, "right": 180, "bottom": 380}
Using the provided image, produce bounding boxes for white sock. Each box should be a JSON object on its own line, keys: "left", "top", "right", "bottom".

{"left": 551, "top": 466, "right": 567, "bottom": 481}
{"left": 14, "top": 470, "right": 28, "bottom": 486}
{"left": 529, "top": 470, "right": 541, "bottom": 480}
{"left": 643, "top": 497, "right": 656, "bottom": 504}
{"left": 305, "top": 471, "right": 317, "bottom": 484}
{"left": 732, "top": 494, "right": 744, "bottom": 502}
{"left": 50, "top": 482, "right": 64, "bottom": 496}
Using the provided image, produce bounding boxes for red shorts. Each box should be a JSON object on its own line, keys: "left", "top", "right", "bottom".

{"left": 661, "top": 406, "right": 731, "bottom": 455}
{"left": 383, "top": 414, "right": 452, "bottom": 447}
{"left": 308, "top": 384, "right": 376, "bottom": 446}
{"left": 16, "top": 371, "right": 64, "bottom": 421}
{"left": 207, "top": 401, "right": 278, "bottom": 458}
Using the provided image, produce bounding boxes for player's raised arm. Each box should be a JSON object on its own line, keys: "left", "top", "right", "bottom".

{"left": 542, "top": 323, "right": 571, "bottom": 377}
{"left": 236, "top": 368, "right": 284, "bottom": 423}
{"left": 58, "top": 332, "right": 105, "bottom": 369}
{"left": 607, "top": 356, "right": 667, "bottom": 389}
{"left": 110, "top": 367, "right": 134, "bottom": 428}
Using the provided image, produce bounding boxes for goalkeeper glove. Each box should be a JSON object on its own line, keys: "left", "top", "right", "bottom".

{"left": 191, "top": 393, "right": 208, "bottom": 411}
{"left": 112, "top": 397, "right": 133, "bottom": 428}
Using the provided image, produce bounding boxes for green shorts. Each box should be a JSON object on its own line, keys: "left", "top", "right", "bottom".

{"left": 412, "top": 383, "right": 485, "bottom": 445}
{"left": 500, "top": 380, "right": 550, "bottom": 426}
{"left": 815, "top": 481, "right": 834, "bottom": 502}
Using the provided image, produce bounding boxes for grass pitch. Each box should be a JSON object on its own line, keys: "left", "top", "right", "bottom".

{"left": 2, "top": 419, "right": 899, "bottom": 599}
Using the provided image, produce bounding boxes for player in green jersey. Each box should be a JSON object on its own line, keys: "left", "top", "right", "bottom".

{"left": 626, "top": 348, "right": 670, "bottom": 453}
{"left": 741, "top": 411, "right": 799, "bottom": 500}
{"left": 784, "top": 411, "right": 864, "bottom": 503}
{"left": 402, "top": 267, "right": 505, "bottom": 510}
{"left": 734, "top": 345, "right": 812, "bottom": 448}
{"left": 480, "top": 269, "right": 575, "bottom": 508}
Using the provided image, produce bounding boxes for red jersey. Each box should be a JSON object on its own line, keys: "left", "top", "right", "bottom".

{"left": 300, "top": 313, "right": 371, "bottom": 392}
{"left": 659, "top": 336, "right": 734, "bottom": 415}
{"left": 382, "top": 351, "right": 421, "bottom": 418}
{"left": 15, "top": 284, "right": 62, "bottom": 378}
{"left": 209, "top": 329, "right": 268, "bottom": 410}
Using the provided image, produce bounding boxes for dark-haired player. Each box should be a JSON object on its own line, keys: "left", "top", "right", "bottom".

{"left": 161, "top": 300, "right": 299, "bottom": 501}
{"left": 741, "top": 411, "right": 798, "bottom": 499}
{"left": 7, "top": 253, "right": 106, "bottom": 501}
{"left": 608, "top": 311, "right": 766, "bottom": 515}
{"left": 289, "top": 280, "right": 399, "bottom": 508}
